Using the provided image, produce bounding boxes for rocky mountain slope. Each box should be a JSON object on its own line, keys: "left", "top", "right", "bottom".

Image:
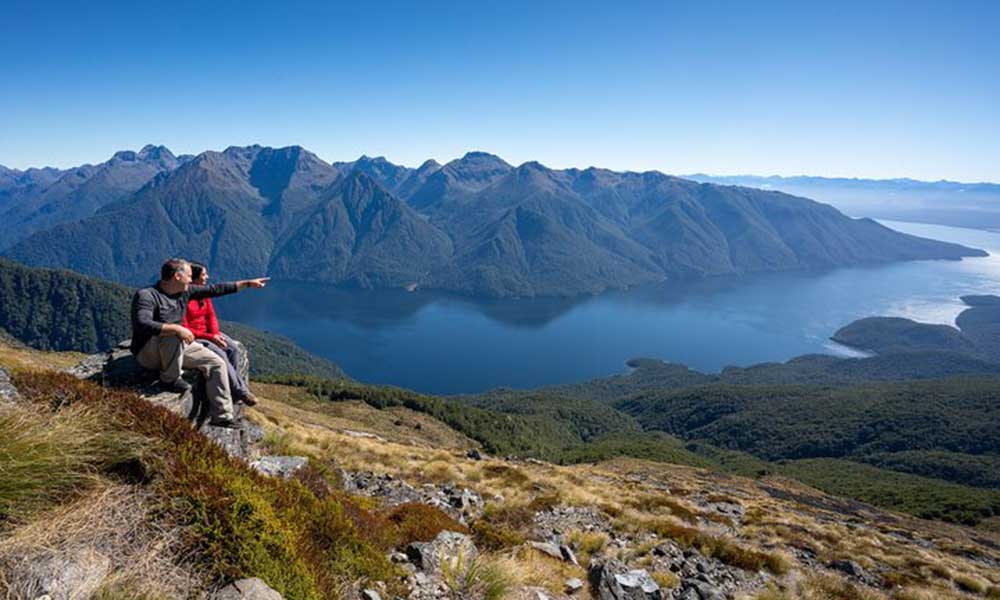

{"left": 0, "top": 145, "right": 182, "bottom": 249}
{"left": 4, "top": 146, "right": 985, "bottom": 297}
{"left": 1, "top": 341, "right": 998, "bottom": 600}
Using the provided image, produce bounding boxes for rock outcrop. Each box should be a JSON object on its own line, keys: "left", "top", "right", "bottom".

{"left": 0, "top": 366, "right": 19, "bottom": 407}
{"left": 69, "top": 341, "right": 261, "bottom": 460}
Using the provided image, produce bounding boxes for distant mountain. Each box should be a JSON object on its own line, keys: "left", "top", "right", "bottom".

{"left": 407, "top": 151, "right": 513, "bottom": 211}
{"left": 0, "top": 145, "right": 183, "bottom": 249}
{"left": 686, "top": 173, "right": 1000, "bottom": 230}
{"left": 4, "top": 146, "right": 988, "bottom": 297}
{"left": 5, "top": 146, "right": 449, "bottom": 287}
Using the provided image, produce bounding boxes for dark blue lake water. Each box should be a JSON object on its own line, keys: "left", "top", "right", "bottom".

{"left": 218, "top": 221, "right": 1000, "bottom": 394}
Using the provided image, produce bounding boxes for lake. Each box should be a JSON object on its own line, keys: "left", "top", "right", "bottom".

{"left": 217, "top": 221, "right": 1000, "bottom": 394}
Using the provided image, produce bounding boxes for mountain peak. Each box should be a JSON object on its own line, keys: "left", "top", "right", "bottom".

{"left": 137, "top": 144, "right": 175, "bottom": 161}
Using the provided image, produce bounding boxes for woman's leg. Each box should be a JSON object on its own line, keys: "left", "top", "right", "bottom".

{"left": 199, "top": 339, "right": 251, "bottom": 401}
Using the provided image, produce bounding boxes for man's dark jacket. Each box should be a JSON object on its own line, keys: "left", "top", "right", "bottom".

{"left": 130, "top": 282, "right": 237, "bottom": 355}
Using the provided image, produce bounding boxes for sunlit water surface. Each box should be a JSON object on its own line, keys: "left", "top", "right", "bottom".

{"left": 218, "top": 221, "right": 1000, "bottom": 394}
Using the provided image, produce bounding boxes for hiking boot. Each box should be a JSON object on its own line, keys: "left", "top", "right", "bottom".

{"left": 239, "top": 392, "right": 259, "bottom": 407}
{"left": 161, "top": 378, "right": 191, "bottom": 394}
{"left": 208, "top": 417, "right": 243, "bottom": 430}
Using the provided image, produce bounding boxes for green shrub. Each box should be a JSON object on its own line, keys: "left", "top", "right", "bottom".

{"left": 384, "top": 502, "right": 469, "bottom": 547}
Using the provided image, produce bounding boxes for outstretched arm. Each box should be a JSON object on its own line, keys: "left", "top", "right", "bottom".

{"left": 237, "top": 277, "right": 270, "bottom": 290}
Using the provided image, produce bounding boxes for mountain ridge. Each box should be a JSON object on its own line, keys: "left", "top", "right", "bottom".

{"left": 2, "top": 145, "right": 988, "bottom": 297}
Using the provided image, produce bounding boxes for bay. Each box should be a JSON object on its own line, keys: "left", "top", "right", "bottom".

{"left": 217, "top": 220, "right": 1000, "bottom": 394}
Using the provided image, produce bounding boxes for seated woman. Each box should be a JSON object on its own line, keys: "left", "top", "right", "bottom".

{"left": 182, "top": 262, "right": 258, "bottom": 406}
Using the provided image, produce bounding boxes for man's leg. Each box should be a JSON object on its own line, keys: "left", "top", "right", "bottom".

{"left": 198, "top": 340, "right": 251, "bottom": 400}
{"left": 182, "top": 343, "right": 235, "bottom": 421}
{"left": 135, "top": 335, "right": 185, "bottom": 383}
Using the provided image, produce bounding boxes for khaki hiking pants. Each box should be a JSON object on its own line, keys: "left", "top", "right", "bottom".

{"left": 136, "top": 335, "right": 235, "bottom": 420}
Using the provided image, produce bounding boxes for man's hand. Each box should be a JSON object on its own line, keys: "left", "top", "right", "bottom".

{"left": 211, "top": 333, "right": 229, "bottom": 349}
{"left": 238, "top": 277, "right": 270, "bottom": 290}
{"left": 165, "top": 324, "right": 195, "bottom": 343}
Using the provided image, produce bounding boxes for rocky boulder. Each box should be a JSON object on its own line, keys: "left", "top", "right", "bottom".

{"left": 406, "top": 531, "right": 479, "bottom": 574}
{"left": 20, "top": 548, "right": 111, "bottom": 600}
{"left": 0, "top": 366, "right": 20, "bottom": 407}
{"left": 589, "top": 560, "right": 662, "bottom": 600}
{"left": 212, "top": 577, "right": 283, "bottom": 600}
{"left": 251, "top": 455, "right": 308, "bottom": 479}
{"left": 68, "top": 340, "right": 259, "bottom": 461}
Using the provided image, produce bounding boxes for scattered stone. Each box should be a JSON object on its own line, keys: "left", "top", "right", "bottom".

{"left": 361, "top": 589, "right": 382, "bottom": 600}
{"left": 560, "top": 544, "right": 579, "bottom": 565}
{"left": 590, "top": 560, "right": 661, "bottom": 600}
{"left": 343, "top": 429, "right": 386, "bottom": 441}
{"left": 251, "top": 455, "right": 308, "bottom": 479}
{"left": 565, "top": 577, "right": 585, "bottom": 593}
{"left": 529, "top": 541, "right": 564, "bottom": 560}
{"left": 466, "top": 448, "right": 482, "bottom": 460}
{"left": 23, "top": 549, "right": 111, "bottom": 600}
{"left": 0, "top": 367, "right": 20, "bottom": 406}
{"left": 678, "top": 581, "right": 726, "bottom": 600}
{"left": 212, "top": 578, "right": 283, "bottom": 600}
{"left": 827, "top": 559, "right": 866, "bottom": 578}
{"left": 64, "top": 352, "right": 106, "bottom": 380}
{"left": 406, "top": 531, "right": 478, "bottom": 574}
{"left": 342, "top": 470, "right": 483, "bottom": 522}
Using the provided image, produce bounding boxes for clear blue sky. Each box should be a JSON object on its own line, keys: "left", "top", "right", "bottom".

{"left": 2, "top": 0, "right": 998, "bottom": 181}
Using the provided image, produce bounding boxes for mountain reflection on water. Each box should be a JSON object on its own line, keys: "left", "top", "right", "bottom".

{"left": 218, "top": 220, "right": 1000, "bottom": 394}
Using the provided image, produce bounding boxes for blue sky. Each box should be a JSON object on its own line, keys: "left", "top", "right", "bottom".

{"left": 2, "top": 0, "right": 997, "bottom": 181}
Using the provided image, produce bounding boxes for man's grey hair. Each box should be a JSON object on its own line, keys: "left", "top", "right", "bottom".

{"left": 160, "top": 258, "right": 189, "bottom": 281}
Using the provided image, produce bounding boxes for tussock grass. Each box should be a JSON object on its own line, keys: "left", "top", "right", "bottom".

{"left": 0, "top": 482, "right": 198, "bottom": 599}
{"left": 440, "top": 550, "right": 514, "bottom": 600}
{"left": 493, "top": 546, "right": 586, "bottom": 594}
{"left": 0, "top": 400, "right": 142, "bottom": 524}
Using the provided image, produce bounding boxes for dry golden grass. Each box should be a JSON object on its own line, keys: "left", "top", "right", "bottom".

{"left": 0, "top": 481, "right": 199, "bottom": 599}
{"left": 0, "top": 339, "right": 86, "bottom": 372}
{"left": 490, "top": 546, "right": 586, "bottom": 595}
{"left": 244, "top": 380, "right": 1000, "bottom": 597}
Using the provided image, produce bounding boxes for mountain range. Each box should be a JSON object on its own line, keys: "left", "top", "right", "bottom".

{"left": 1, "top": 145, "right": 986, "bottom": 297}
{"left": 687, "top": 173, "right": 1000, "bottom": 230}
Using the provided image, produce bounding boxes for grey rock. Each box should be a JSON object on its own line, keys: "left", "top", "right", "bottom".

{"left": 682, "top": 582, "right": 726, "bottom": 600}
{"left": 23, "top": 549, "right": 111, "bottom": 600}
{"left": 361, "top": 589, "right": 382, "bottom": 600}
{"left": 251, "top": 455, "right": 308, "bottom": 479}
{"left": 64, "top": 353, "right": 106, "bottom": 380}
{"left": 529, "top": 540, "right": 564, "bottom": 560}
{"left": 406, "top": 531, "right": 478, "bottom": 574}
{"left": 561, "top": 544, "right": 579, "bottom": 565}
{"left": 213, "top": 578, "right": 283, "bottom": 600}
{"left": 466, "top": 448, "right": 482, "bottom": 460}
{"left": 0, "top": 367, "right": 20, "bottom": 406}
{"left": 86, "top": 341, "right": 257, "bottom": 460}
{"left": 590, "top": 560, "right": 661, "bottom": 600}
{"left": 827, "top": 559, "right": 866, "bottom": 578}
{"left": 565, "top": 577, "right": 585, "bottom": 593}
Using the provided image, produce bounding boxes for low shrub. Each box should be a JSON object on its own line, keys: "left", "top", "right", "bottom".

{"left": 384, "top": 502, "right": 469, "bottom": 547}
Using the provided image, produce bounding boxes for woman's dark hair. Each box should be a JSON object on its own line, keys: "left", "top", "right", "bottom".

{"left": 190, "top": 262, "right": 207, "bottom": 281}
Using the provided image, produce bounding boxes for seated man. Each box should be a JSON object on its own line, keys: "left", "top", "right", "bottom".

{"left": 183, "top": 262, "right": 257, "bottom": 406}
{"left": 130, "top": 258, "right": 268, "bottom": 428}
